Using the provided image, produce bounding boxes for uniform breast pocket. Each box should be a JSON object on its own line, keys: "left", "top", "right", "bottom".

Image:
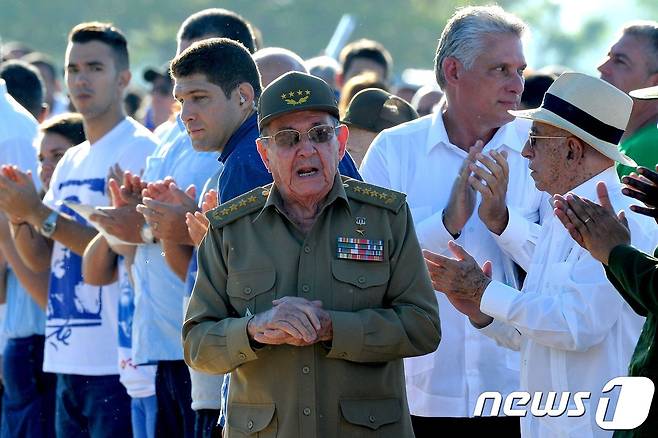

{"left": 339, "top": 398, "right": 403, "bottom": 437}
{"left": 331, "top": 259, "right": 390, "bottom": 311}
{"left": 226, "top": 268, "right": 276, "bottom": 316}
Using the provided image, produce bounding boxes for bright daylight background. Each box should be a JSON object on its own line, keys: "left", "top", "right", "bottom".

{"left": 1, "top": 0, "right": 656, "bottom": 88}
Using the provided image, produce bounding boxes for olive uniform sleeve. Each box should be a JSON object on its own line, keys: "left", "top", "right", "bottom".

{"left": 182, "top": 224, "right": 259, "bottom": 374}
{"left": 327, "top": 203, "right": 441, "bottom": 363}
{"left": 604, "top": 244, "right": 658, "bottom": 317}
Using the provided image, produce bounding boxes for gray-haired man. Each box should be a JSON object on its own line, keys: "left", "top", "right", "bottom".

{"left": 360, "top": 5, "right": 548, "bottom": 436}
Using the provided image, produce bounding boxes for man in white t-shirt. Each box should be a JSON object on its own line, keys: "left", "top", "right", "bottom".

{"left": 360, "top": 6, "right": 546, "bottom": 437}
{"left": 0, "top": 23, "right": 156, "bottom": 436}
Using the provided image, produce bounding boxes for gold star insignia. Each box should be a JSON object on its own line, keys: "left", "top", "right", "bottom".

{"left": 229, "top": 204, "right": 239, "bottom": 212}
{"left": 353, "top": 186, "right": 362, "bottom": 193}
{"left": 385, "top": 195, "right": 396, "bottom": 204}
{"left": 378, "top": 192, "right": 387, "bottom": 200}
{"left": 288, "top": 92, "right": 295, "bottom": 98}
{"left": 362, "top": 188, "right": 371, "bottom": 196}
{"left": 280, "top": 94, "right": 286, "bottom": 99}
{"left": 220, "top": 208, "right": 231, "bottom": 216}
{"left": 305, "top": 90, "right": 311, "bottom": 95}
{"left": 247, "top": 196, "right": 257, "bottom": 203}
{"left": 239, "top": 199, "right": 248, "bottom": 207}
{"left": 297, "top": 90, "right": 303, "bottom": 95}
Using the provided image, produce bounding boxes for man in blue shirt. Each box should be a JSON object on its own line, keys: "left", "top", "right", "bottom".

{"left": 90, "top": 9, "right": 260, "bottom": 438}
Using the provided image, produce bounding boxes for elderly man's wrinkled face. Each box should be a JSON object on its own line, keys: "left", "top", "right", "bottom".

{"left": 521, "top": 122, "right": 575, "bottom": 195}
{"left": 257, "top": 110, "right": 347, "bottom": 203}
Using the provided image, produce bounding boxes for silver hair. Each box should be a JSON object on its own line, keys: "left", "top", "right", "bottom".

{"left": 621, "top": 21, "right": 658, "bottom": 73}
{"left": 434, "top": 5, "right": 526, "bottom": 88}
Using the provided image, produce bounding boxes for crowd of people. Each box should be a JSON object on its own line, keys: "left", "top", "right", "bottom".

{"left": 0, "top": 4, "right": 657, "bottom": 438}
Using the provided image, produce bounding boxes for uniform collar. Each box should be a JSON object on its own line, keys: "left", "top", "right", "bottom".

{"left": 255, "top": 173, "right": 350, "bottom": 223}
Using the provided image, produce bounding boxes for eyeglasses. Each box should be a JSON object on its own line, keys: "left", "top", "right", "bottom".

{"left": 527, "top": 134, "right": 568, "bottom": 149}
{"left": 260, "top": 124, "right": 340, "bottom": 149}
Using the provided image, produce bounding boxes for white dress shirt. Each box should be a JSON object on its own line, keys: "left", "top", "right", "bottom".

{"left": 0, "top": 79, "right": 39, "bottom": 188}
{"left": 360, "top": 111, "right": 547, "bottom": 417}
{"left": 480, "top": 167, "right": 652, "bottom": 437}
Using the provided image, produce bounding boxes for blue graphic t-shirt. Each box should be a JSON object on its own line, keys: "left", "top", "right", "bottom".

{"left": 42, "top": 117, "right": 156, "bottom": 375}
{"left": 117, "top": 257, "right": 156, "bottom": 398}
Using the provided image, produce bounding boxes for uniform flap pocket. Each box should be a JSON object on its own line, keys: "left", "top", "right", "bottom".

{"left": 331, "top": 259, "right": 390, "bottom": 289}
{"left": 227, "top": 402, "right": 276, "bottom": 434}
{"left": 226, "top": 268, "right": 276, "bottom": 300}
{"left": 339, "top": 398, "right": 401, "bottom": 430}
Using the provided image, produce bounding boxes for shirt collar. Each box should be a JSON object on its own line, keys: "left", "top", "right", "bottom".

{"left": 425, "top": 110, "right": 527, "bottom": 155}
{"left": 567, "top": 166, "right": 620, "bottom": 199}
{"left": 219, "top": 112, "right": 258, "bottom": 163}
{"left": 255, "top": 173, "right": 350, "bottom": 222}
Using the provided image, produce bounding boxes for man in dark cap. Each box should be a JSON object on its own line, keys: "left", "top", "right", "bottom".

{"left": 342, "top": 88, "right": 418, "bottom": 166}
{"left": 183, "top": 71, "right": 441, "bottom": 438}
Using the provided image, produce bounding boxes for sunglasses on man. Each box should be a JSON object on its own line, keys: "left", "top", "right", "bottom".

{"left": 260, "top": 124, "right": 342, "bottom": 149}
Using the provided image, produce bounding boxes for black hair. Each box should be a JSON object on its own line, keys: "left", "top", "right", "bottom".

{"left": 178, "top": 8, "right": 256, "bottom": 54}
{"left": 171, "top": 37, "right": 262, "bottom": 101}
{"left": 40, "top": 112, "right": 86, "bottom": 145}
{"left": 0, "top": 60, "right": 44, "bottom": 118}
{"left": 339, "top": 39, "right": 393, "bottom": 79}
{"left": 68, "top": 22, "right": 129, "bottom": 70}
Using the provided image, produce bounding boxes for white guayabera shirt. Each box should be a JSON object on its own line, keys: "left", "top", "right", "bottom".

{"left": 360, "top": 112, "right": 548, "bottom": 418}
{"left": 480, "top": 167, "right": 653, "bottom": 437}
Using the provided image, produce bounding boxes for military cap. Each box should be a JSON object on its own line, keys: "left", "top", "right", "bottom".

{"left": 258, "top": 71, "right": 339, "bottom": 130}
{"left": 343, "top": 88, "right": 418, "bottom": 133}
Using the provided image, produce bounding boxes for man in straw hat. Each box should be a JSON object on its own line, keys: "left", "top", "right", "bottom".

{"left": 423, "top": 72, "right": 656, "bottom": 437}
{"left": 550, "top": 82, "right": 658, "bottom": 437}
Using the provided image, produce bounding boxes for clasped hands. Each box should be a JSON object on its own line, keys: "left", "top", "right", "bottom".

{"left": 247, "top": 296, "right": 333, "bottom": 347}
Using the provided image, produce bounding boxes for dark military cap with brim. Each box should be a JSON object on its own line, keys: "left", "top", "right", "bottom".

{"left": 258, "top": 71, "right": 339, "bottom": 130}
{"left": 343, "top": 88, "right": 418, "bottom": 133}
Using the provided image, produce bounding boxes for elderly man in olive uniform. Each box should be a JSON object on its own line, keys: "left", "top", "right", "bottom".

{"left": 183, "top": 71, "right": 441, "bottom": 437}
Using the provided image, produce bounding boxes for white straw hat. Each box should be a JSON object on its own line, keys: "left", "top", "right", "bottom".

{"left": 509, "top": 72, "right": 636, "bottom": 166}
{"left": 630, "top": 85, "right": 658, "bottom": 100}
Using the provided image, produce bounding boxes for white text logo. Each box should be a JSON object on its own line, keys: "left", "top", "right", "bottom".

{"left": 473, "top": 377, "right": 654, "bottom": 430}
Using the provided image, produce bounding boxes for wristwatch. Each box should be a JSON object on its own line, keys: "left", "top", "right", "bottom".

{"left": 140, "top": 223, "right": 156, "bottom": 244}
{"left": 39, "top": 210, "right": 60, "bottom": 238}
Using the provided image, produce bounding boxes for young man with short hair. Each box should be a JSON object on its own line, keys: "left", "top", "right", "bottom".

{"left": 0, "top": 22, "right": 156, "bottom": 436}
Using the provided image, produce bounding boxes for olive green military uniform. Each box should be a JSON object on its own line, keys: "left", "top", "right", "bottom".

{"left": 183, "top": 175, "right": 441, "bottom": 438}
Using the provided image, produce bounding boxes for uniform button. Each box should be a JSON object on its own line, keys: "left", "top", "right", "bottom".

{"left": 302, "top": 284, "right": 310, "bottom": 293}
{"left": 304, "top": 246, "right": 311, "bottom": 254}
{"left": 369, "top": 415, "right": 376, "bottom": 423}
{"left": 239, "top": 352, "right": 247, "bottom": 360}
{"left": 247, "top": 420, "right": 254, "bottom": 429}
{"left": 357, "top": 276, "right": 366, "bottom": 284}
{"left": 302, "top": 366, "right": 310, "bottom": 374}
{"left": 303, "top": 407, "right": 311, "bottom": 416}
{"left": 244, "top": 287, "right": 252, "bottom": 295}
